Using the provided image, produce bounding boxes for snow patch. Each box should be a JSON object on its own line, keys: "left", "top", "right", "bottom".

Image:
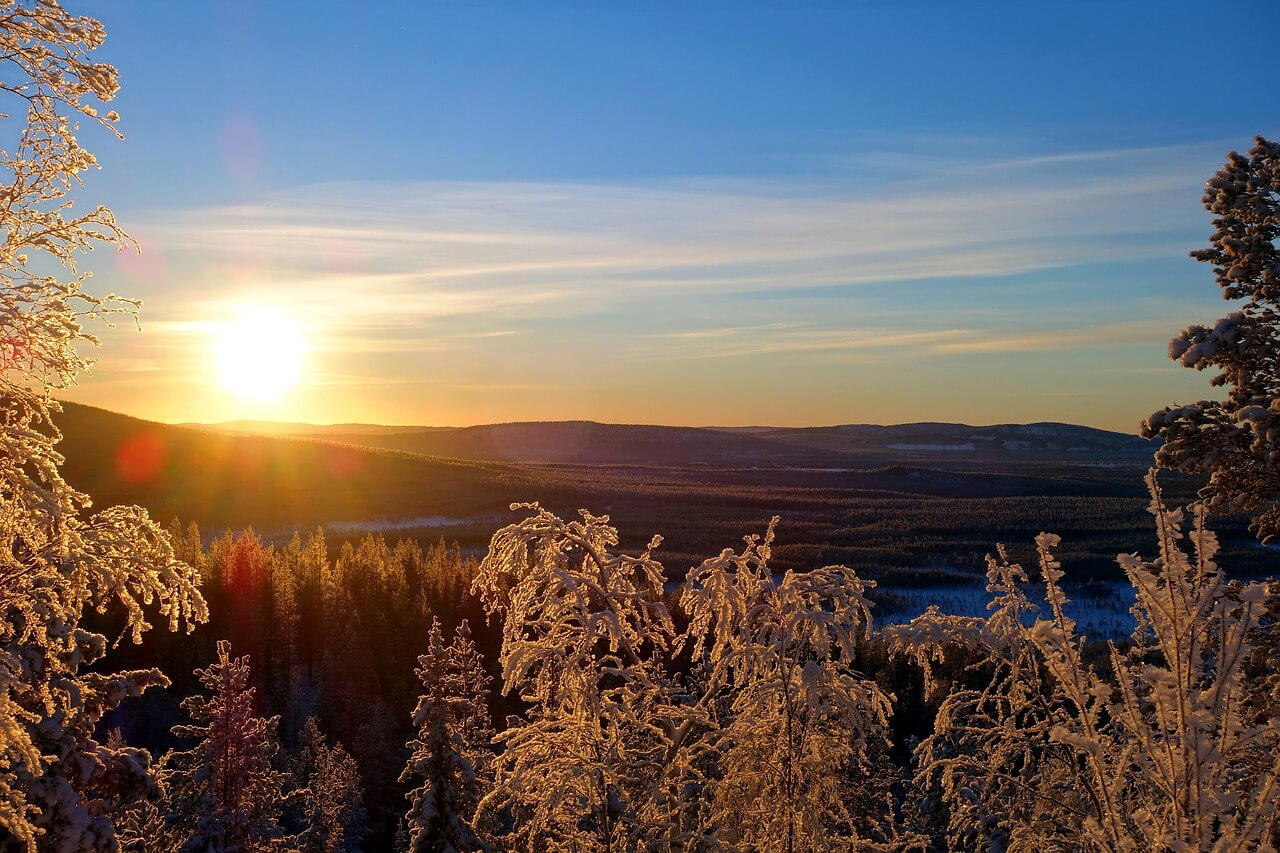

{"left": 887, "top": 442, "right": 975, "bottom": 451}
{"left": 1018, "top": 424, "right": 1071, "bottom": 437}
{"left": 326, "top": 515, "right": 487, "bottom": 533}
{"left": 877, "top": 579, "right": 1135, "bottom": 640}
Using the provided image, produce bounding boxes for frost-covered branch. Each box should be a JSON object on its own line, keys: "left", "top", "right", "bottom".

{"left": 0, "top": 3, "right": 206, "bottom": 848}
{"left": 891, "top": 471, "right": 1280, "bottom": 849}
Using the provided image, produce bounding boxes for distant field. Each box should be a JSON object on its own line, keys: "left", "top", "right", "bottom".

{"left": 63, "top": 402, "right": 1275, "bottom": 590}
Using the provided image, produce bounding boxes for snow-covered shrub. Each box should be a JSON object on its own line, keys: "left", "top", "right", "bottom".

{"left": 472, "top": 504, "right": 902, "bottom": 851}
{"left": 471, "top": 504, "right": 678, "bottom": 849}
{"left": 680, "top": 518, "right": 898, "bottom": 850}
{"left": 889, "top": 472, "right": 1280, "bottom": 849}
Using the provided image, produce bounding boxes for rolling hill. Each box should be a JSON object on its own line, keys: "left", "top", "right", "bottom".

{"left": 193, "top": 417, "right": 1155, "bottom": 468}
{"left": 58, "top": 402, "right": 538, "bottom": 528}
{"left": 717, "top": 421, "right": 1154, "bottom": 461}
{"left": 59, "top": 403, "right": 1222, "bottom": 582}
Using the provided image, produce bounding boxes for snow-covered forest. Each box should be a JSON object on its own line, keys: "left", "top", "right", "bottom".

{"left": 3, "top": 2, "right": 1280, "bottom": 851}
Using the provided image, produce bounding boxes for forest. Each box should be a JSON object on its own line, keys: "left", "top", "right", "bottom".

{"left": 4, "top": 2, "right": 1280, "bottom": 851}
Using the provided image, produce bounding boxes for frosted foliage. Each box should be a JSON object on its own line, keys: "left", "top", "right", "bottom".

{"left": 891, "top": 472, "right": 1280, "bottom": 850}
{"left": 471, "top": 503, "right": 678, "bottom": 850}
{"left": 680, "top": 519, "right": 897, "bottom": 851}
{"left": 1143, "top": 136, "right": 1280, "bottom": 542}
{"left": 472, "top": 505, "right": 897, "bottom": 851}
{"left": 0, "top": 2, "right": 206, "bottom": 850}
{"left": 297, "top": 718, "right": 366, "bottom": 853}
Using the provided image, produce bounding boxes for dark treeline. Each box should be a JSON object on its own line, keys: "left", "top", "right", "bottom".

{"left": 92, "top": 521, "right": 956, "bottom": 848}
{"left": 99, "top": 524, "right": 496, "bottom": 845}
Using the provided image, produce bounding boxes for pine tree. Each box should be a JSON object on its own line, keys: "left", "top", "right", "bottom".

{"left": 0, "top": 2, "right": 207, "bottom": 848}
{"left": 270, "top": 534, "right": 303, "bottom": 740}
{"left": 400, "top": 618, "right": 493, "bottom": 853}
{"left": 446, "top": 621, "right": 495, "bottom": 785}
{"left": 222, "top": 529, "right": 273, "bottom": 693}
{"left": 294, "top": 529, "right": 329, "bottom": 683}
{"left": 157, "top": 641, "right": 292, "bottom": 852}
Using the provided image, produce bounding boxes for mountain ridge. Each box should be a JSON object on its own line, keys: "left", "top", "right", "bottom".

{"left": 189, "top": 416, "right": 1144, "bottom": 436}
{"left": 185, "top": 416, "right": 1153, "bottom": 467}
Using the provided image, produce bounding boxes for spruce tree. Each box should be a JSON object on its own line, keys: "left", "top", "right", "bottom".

{"left": 158, "top": 641, "right": 292, "bottom": 852}
{"left": 400, "top": 619, "right": 494, "bottom": 852}
{"left": 296, "top": 718, "right": 367, "bottom": 853}
{"left": 1143, "top": 136, "right": 1280, "bottom": 541}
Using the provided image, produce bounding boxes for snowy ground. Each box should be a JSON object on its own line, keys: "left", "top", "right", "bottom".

{"left": 324, "top": 515, "right": 498, "bottom": 533}
{"left": 874, "top": 577, "right": 1137, "bottom": 640}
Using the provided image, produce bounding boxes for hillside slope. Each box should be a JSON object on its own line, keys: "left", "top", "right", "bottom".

{"left": 57, "top": 402, "right": 537, "bottom": 528}
{"left": 54, "top": 404, "right": 1225, "bottom": 579}
{"left": 297, "top": 421, "right": 870, "bottom": 467}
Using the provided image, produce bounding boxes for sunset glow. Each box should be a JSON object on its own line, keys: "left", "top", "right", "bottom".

{"left": 8, "top": 4, "right": 1280, "bottom": 850}
{"left": 61, "top": 3, "right": 1274, "bottom": 429}
{"left": 213, "top": 307, "right": 305, "bottom": 401}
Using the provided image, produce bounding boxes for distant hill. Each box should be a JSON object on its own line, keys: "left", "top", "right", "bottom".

{"left": 52, "top": 403, "right": 1208, "bottom": 578}
{"left": 185, "top": 419, "right": 432, "bottom": 436}
{"left": 197, "top": 417, "right": 1155, "bottom": 468}
{"left": 286, "top": 421, "right": 870, "bottom": 467}
{"left": 63, "top": 404, "right": 1151, "bottom": 535}
{"left": 715, "top": 422, "right": 1154, "bottom": 461}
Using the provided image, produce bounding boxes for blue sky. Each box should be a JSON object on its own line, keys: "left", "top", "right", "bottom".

{"left": 67, "top": 0, "right": 1280, "bottom": 429}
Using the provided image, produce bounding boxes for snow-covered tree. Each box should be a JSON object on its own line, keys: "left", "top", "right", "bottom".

{"left": 890, "top": 472, "right": 1280, "bottom": 849}
{"left": 471, "top": 504, "right": 903, "bottom": 850}
{"left": 0, "top": 2, "right": 207, "bottom": 849}
{"left": 471, "top": 504, "right": 681, "bottom": 850}
{"left": 1143, "top": 135, "right": 1280, "bottom": 542}
{"left": 443, "top": 620, "right": 495, "bottom": 795}
{"left": 157, "top": 641, "right": 293, "bottom": 852}
{"left": 680, "top": 519, "right": 897, "bottom": 851}
{"left": 400, "top": 618, "right": 493, "bottom": 852}
{"left": 296, "top": 718, "right": 366, "bottom": 853}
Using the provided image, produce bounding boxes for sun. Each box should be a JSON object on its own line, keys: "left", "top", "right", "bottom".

{"left": 213, "top": 306, "right": 305, "bottom": 402}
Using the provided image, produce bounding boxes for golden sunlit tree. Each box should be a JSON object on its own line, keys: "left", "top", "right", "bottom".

{"left": 0, "top": 1, "right": 206, "bottom": 849}
{"left": 472, "top": 505, "right": 902, "bottom": 850}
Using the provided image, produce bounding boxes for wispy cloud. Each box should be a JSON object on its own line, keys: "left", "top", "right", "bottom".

{"left": 656, "top": 326, "right": 978, "bottom": 358}
{"left": 654, "top": 318, "right": 1178, "bottom": 359}
{"left": 932, "top": 319, "right": 1175, "bottom": 353}
{"left": 126, "top": 141, "right": 1215, "bottom": 332}
{"left": 80, "top": 140, "right": 1224, "bottom": 426}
